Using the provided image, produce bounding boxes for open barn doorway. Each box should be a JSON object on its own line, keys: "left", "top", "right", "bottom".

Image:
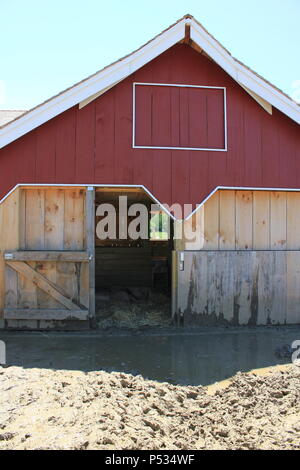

{"left": 94, "top": 188, "right": 174, "bottom": 328}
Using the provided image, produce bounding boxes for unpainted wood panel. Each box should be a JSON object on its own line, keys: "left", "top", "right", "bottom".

{"left": 220, "top": 252, "right": 235, "bottom": 322}
{"left": 178, "top": 250, "right": 298, "bottom": 326}
{"left": 56, "top": 262, "right": 78, "bottom": 304}
{"left": 235, "top": 191, "right": 253, "bottom": 250}
{"left": 219, "top": 190, "right": 235, "bottom": 249}
{"left": 270, "top": 191, "right": 287, "bottom": 250}
{"left": 286, "top": 251, "right": 300, "bottom": 324}
{"left": 45, "top": 189, "right": 65, "bottom": 250}
{"left": 5, "top": 266, "right": 18, "bottom": 309}
{"left": 184, "top": 208, "right": 205, "bottom": 250}
{"left": 253, "top": 191, "right": 270, "bottom": 250}
{"left": 256, "top": 252, "right": 272, "bottom": 325}
{"left": 18, "top": 261, "right": 37, "bottom": 309}
{"left": 287, "top": 192, "right": 300, "bottom": 250}
{"left": 0, "top": 189, "right": 20, "bottom": 249}
{"left": 36, "top": 261, "right": 61, "bottom": 309}
{"left": 25, "top": 189, "right": 45, "bottom": 250}
{"left": 0, "top": 190, "right": 20, "bottom": 320}
{"left": 270, "top": 251, "right": 287, "bottom": 324}
{"left": 64, "top": 189, "right": 85, "bottom": 250}
{"left": 207, "top": 251, "right": 222, "bottom": 317}
{"left": 183, "top": 189, "right": 300, "bottom": 252}
{"left": 234, "top": 251, "right": 254, "bottom": 325}
{"left": 203, "top": 191, "right": 219, "bottom": 249}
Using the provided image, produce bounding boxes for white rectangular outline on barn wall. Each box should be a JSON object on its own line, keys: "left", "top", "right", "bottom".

{"left": 132, "top": 82, "right": 228, "bottom": 151}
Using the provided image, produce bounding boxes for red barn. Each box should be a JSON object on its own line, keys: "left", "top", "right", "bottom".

{"left": 0, "top": 15, "right": 299, "bottom": 329}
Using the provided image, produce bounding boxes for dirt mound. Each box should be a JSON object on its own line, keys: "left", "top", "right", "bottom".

{"left": 0, "top": 365, "right": 299, "bottom": 450}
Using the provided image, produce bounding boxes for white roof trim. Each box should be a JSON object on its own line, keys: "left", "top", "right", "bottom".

{"left": 0, "top": 16, "right": 299, "bottom": 149}
{"left": 190, "top": 18, "right": 299, "bottom": 124}
{"left": 0, "top": 19, "right": 185, "bottom": 149}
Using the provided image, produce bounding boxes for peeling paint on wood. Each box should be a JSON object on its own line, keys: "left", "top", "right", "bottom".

{"left": 177, "top": 250, "right": 300, "bottom": 326}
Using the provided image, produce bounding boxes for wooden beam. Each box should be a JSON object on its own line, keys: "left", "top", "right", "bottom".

{"left": 4, "top": 251, "right": 89, "bottom": 262}
{"left": 6, "top": 261, "right": 81, "bottom": 310}
{"left": 96, "top": 187, "right": 145, "bottom": 194}
{"left": 4, "top": 309, "right": 89, "bottom": 321}
{"left": 86, "top": 187, "right": 96, "bottom": 322}
{"left": 239, "top": 83, "right": 272, "bottom": 115}
{"left": 171, "top": 251, "right": 178, "bottom": 320}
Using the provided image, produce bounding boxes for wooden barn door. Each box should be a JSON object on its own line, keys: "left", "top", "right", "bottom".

{"left": 3, "top": 187, "right": 95, "bottom": 328}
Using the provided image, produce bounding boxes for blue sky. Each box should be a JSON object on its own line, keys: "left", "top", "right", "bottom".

{"left": 0, "top": 0, "right": 299, "bottom": 110}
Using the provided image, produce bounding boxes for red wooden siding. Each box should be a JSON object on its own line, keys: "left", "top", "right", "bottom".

{"left": 134, "top": 84, "right": 225, "bottom": 149}
{"left": 0, "top": 44, "right": 299, "bottom": 214}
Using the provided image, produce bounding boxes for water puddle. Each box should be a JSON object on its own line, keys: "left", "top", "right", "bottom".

{"left": 1, "top": 326, "right": 299, "bottom": 386}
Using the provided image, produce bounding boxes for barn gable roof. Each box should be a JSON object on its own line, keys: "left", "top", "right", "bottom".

{"left": 0, "top": 14, "right": 299, "bottom": 149}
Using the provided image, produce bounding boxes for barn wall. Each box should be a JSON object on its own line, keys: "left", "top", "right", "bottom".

{"left": 174, "top": 189, "right": 300, "bottom": 325}
{"left": 0, "top": 187, "right": 89, "bottom": 329}
{"left": 176, "top": 251, "right": 300, "bottom": 325}
{"left": 180, "top": 190, "right": 300, "bottom": 251}
{"left": 20, "top": 187, "right": 86, "bottom": 251}
{"left": 0, "top": 44, "right": 299, "bottom": 214}
{"left": 0, "top": 189, "right": 20, "bottom": 326}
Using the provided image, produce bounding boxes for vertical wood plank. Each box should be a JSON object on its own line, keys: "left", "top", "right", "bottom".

{"left": 0, "top": 189, "right": 20, "bottom": 249}
{"left": 18, "top": 261, "right": 37, "bottom": 309}
{"left": 19, "top": 189, "right": 26, "bottom": 250}
{"left": 257, "top": 252, "right": 272, "bottom": 325}
{"left": 25, "top": 189, "right": 45, "bottom": 250}
{"left": 220, "top": 251, "right": 235, "bottom": 322}
{"left": 235, "top": 190, "right": 253, "bottom": 250}
{"left": 36, "top": 262, "right": 60, "bottom": 309}
{"left": 286, "top": 251, "right": 300, "bottom": 323}
{"left": 184, "top": 208, "right": 205, "bottom": 250}
{"left": 235, "top": 251, "right": 252, "bottom": 325}
{"left": 203, "top": 191, "right": 219, "bottom": 249}
{"left": 4, "top": 266, "right": 18, "bottom": 308}
{"left": 207, "top": 252, "right": 222, "bottom": 319}
{"left": 64, "top": 189, "right": 85, "bottom": 250}
{"left": 45, "top": 189, "right": 65, "bottom": 250}
{"left": 270, "top": 191, "right": 287, "bottom": 250}
{"left": 253, "top": 191, "right": 270, "bottom": 249}
{"left": 0, "top": 190, "right": 20, "bottom": 324}
{"left": 287, "top": 192, "right": 300, "bottom": 250}
{"left": 194, "top": 252, "right": 208, "bottom": 316}
{"left": 171, "top": 251, "right": 178, "bottom": 319}
{"left": 219, "top": 190, "right": 236, "bottom": 249}
{"left": 270, "top": 251, "right": 286, "bottom": 324}
{"left": 80, "top": 262, "right": 89, "bottom": 309}
{"left": 86, "top": 187, "right": 95, "bottom": 321}
{"left": 56, "top": 262, "right": 78, "bottom": 303}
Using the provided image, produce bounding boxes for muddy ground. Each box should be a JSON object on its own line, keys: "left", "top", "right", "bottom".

{"left": 0, "top": 364, "right": 299, "bottom": 450}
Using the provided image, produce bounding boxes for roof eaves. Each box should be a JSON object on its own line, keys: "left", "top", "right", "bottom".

{"left": 0, "top": 16, "right": 186, "bottom": 148}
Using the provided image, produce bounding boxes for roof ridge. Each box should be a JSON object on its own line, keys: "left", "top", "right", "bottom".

{"left": 0, "top": 14, "right": 299, "bottom": 143}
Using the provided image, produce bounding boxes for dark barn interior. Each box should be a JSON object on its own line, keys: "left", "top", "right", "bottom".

{"left": 94, "top": 188, "right": 173, "bottom": 327}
